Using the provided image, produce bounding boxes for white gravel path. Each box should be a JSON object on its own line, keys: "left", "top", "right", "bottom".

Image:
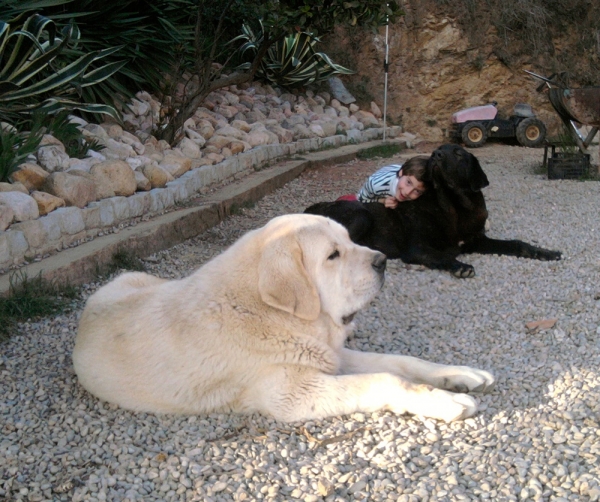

{"left": 2, "top": 143, "right": 600, "bottom": 502}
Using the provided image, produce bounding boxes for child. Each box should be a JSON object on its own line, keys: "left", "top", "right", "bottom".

{"left": 356, "top": 155, "right": 430, "bottom": 208}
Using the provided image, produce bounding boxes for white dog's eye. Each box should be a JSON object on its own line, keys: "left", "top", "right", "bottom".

{"left": 328, "top": 250, "right": 340, "bottom": 260}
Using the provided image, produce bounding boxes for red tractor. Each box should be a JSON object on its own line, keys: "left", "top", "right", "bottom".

{"left": 450, "top": 102, "right": 547, "bottom": 148}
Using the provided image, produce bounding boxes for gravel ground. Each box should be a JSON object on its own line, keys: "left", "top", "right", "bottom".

{"left": 2, "top": 143, "right": 600, "bottom": 502}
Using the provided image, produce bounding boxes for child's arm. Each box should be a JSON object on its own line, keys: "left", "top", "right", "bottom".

{"left": 383, "top": 196, "right": 399, "bottom": 209}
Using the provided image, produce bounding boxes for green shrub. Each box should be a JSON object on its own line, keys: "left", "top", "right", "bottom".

{"left": 0, "top": 270, "right": 78, "bottom": 341}
{"left": 357, "top": 143, "right": 405, "bottom": 159}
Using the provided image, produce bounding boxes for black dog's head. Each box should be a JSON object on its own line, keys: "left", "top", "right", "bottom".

{"left": 428, "top": 144, "right": 489, "bottom": 193}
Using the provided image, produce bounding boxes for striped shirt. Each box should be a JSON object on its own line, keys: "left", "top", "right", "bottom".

{"left": 357, "top": 164, "right": 403, "bottom": 202}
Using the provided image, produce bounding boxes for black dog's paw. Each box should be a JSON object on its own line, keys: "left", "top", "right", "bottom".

{"left": 530, "top": 247, "right": 562, "bottom": 261}
{"left": 543, "top": 249, "right": 562, "bottom": 261}
{"left": 450, "top": 262, "right": 475, "bottom": 278}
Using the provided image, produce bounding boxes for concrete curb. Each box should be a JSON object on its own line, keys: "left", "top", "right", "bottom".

{"left": 0, "top": 140, "right": 401, "bottom": 296}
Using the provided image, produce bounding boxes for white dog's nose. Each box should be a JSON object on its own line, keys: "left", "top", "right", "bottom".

{"left": 372, "top": 253, "right": 387, "bottom": 274}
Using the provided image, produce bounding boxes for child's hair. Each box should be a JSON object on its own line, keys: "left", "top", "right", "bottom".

{"left": 400, "top": 156, "right": 431, "bottom": 189}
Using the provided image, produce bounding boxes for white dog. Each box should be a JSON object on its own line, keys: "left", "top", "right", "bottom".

{"left": 73, "top": 214, "right": 494, "bottom": 422}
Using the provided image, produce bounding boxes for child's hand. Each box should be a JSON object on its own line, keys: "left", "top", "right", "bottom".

{"left": 384, "top": 196, "right": 399, "bottom": 209}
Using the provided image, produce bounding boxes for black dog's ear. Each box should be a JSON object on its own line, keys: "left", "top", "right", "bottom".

{"left": 469, "top": 155, "right": 490, "bottom": 192}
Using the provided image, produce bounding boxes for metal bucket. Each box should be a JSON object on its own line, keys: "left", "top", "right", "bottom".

{"left": 548, "top": 87, "right": 600, "bottom": 128}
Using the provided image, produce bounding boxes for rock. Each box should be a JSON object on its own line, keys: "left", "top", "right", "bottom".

{"left": 159, "top": 155, "right": 192, "bottom": 179}
{"left": 101, "top": 122, "right": 124, "bottom": 138}
{"left": 337, "top": 105, "right": 350, "bottom": 118}
{"left": 83, "top": 124, "right": 110, "bottom": 141}
{"left": 39, "top": 134, "right": 64, "bottom": 147}
{"left": 214, "top": 105, "right": 238, "bottom": 119}
{"left": 117, "top": 131, "right": 145, "bottom": 154}
{"left": 206, "top": 135, "right": 233, "bottom": 149}
{"left": 266, "top": 125, "right": 294, "bottom": 143}
{"left": 9, "top": 163, "right": 49, "bottom": 191}
{"left": 370, "top": 101, "right": 383, "bottom": 118}
{"left": 291, "top": 124, "right": 318, "bottom": 139}
{"left": 222, "top": 90, "right": 240, "bottom": 105}
{"left": 30, "top": 191, "right": 66, "bottom": 216}
{"left": 183, "top": 118, "right": 197, "bottom": 129}
{"left": 205, "top": 153, "right": 224, "bottom": 164}
{"left": 134, "top": 171, "right": 151, "bottom": 191}
{"left": 281, "top": 115, "right": 306, "bottom": 129}
{"left": 141, "top": 164, "right": 173, "bottom": 188}
{"left": 313, "top": 120, "right": 338, "bottom": 137}
{"left": 214, "top": 125, "right": 247, "bottom": 141}
{"left": 102, "top": 138, "right": 137, "bottom": 160}
{"left": 229, "top": 141, "right": 249, "bottom": 155}
{"left": 353, "top": 110, "right": 380, "bottom": 128}
{"left": 127, "top": 98, "right": 150, "bottom": 116}
{"left": 317, "top": 91, "right": 331, "bottom": 104}
{"left": 156, "top": 140, "right": 171, "bottom": 152}
{"left": 308, "top": 124, "right": 326, "bottom": 137}
{"left": 66, "top": 157, "right": 101, "bottom": 173}
{"left": 90, "top": 160, "right": 137, "bottom": 197}
{"left": 196, "top": 121, "right": 215, "bottom": 140}
{"left": 323, "top": 106, "right": 338, "bottom": 118}
{"left": 245, "top": 110, "right": 267, "bottom": 124}
{"left": 231, "top": 120, "right": 252, "bottom": 133}
{"left": 0, "top": 203, "right": 14, "bottom": 230}
{"left": 328, "top": 76, "right": 356, "bottom": 104}
{"left": 0, "top": 182, "right": 28, "bottom": 194}
{"left": 125, "top": 156, "right": 151, "bottom": 171}
{"left": 43, "top": 171, "right": 98, "bottom": 208}
{"left": 36, "top": 144, "right": 70, "bottom": 173}
{"left": 246, "top": 130, "right": 273, "bottom": 147}
{"left": 268, "top": 109, "right": 287, "bottom": 121}
{"left": 345, "top": 129, "right": 363, "bottom": 141}
{"left": 184, "top": 128, "right": 206, "bottom": 148}
{"left": 279, "top": 92, "right": 297, "bottom": 104}
{"left": 177, "top": 138, "right": 202, "bottom": 159}
{"left": 0, "top": 191, "right": 40, "bottom": 222}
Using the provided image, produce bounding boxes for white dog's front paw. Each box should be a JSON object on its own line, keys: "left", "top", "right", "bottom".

{"left": 437, "top": 367, "right": 495, "bottom": 394}
{"left": 397, "top": 388, "right": 478, "bottom": 422}
{"left": 426, "top": 390, "right": 478, "bottom": 422}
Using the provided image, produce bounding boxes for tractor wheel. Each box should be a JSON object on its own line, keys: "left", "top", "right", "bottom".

{"left": 461, "top": 122, "right": 488, "bottom": 148}
{"left": 516, "top": 118, "right": 546, "bottom": 147}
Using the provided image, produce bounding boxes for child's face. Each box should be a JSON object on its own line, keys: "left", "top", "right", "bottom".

{"left": 395, "top": 174, "right": 426, "bottom": 201}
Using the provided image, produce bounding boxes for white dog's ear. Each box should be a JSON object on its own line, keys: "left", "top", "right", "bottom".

{"left": 258, "top": 234, "right": 320, "bottom": 320}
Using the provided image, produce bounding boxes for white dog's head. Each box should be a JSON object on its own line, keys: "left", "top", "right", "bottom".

{"left": 257, "top": 214, "right": 386, "bottom": 323}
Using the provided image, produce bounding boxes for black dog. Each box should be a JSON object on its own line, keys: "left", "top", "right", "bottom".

{"left": 305, "top": 144, "right": 561, "bottom": 278}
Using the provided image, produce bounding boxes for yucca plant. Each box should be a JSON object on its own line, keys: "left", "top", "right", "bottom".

{"left": 0, "top": 12, "right": 125, "bottom": 123}
{"left": 236, "top": 22, "right": 355, "bottom": 89}
{"left": 42, "top": 110, "right": 105, "bottom": 158}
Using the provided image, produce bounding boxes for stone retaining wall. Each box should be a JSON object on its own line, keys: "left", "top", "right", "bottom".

{"left": 0, "top": 127, "right": 403, "bottom": 272}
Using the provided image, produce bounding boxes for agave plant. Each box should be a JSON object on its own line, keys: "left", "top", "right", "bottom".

{"left": 0, "top": 12, "right": 125, "bottom": 123}
{"left": 236, "top": 22, "right": 355, "bottom": 89}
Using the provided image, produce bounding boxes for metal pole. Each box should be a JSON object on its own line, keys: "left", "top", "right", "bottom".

{"left": 383, "top": 5, "right": 389, "bottom": 142}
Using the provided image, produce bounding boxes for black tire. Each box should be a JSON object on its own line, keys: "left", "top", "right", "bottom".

{"left": 516, "top": 117, "right": 546, "bottom": 147}
{"left": 461, "top": 122, "right": 488, "bottom": 147}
